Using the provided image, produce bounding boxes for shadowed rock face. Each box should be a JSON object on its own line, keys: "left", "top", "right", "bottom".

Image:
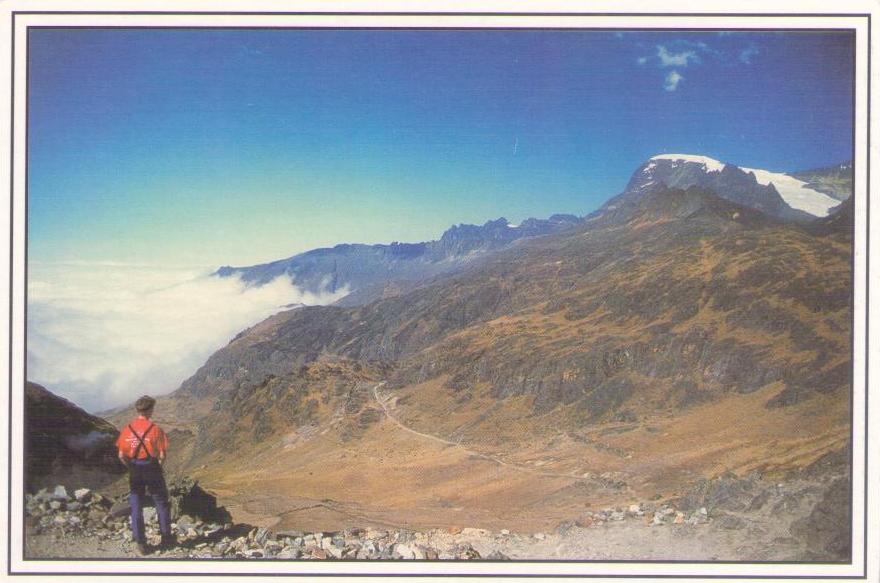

{"left": 619, "top": 158, "right": 816, "bottom": 222}
{"left": 215, "top": 214, "right": 581, "bottom": 305}
{"left": 174, "top": 183, "right": 852, "bottom": 452}
{"left": 811, "top": 196, "right": 855, "bottom": 237}
{"left": 25, "top": 382, "right": 125, "bottom": 492}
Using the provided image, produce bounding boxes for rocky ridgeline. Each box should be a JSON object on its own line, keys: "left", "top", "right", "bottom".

{"left": 26, "top": 480, "right": 718, "bottom": 560}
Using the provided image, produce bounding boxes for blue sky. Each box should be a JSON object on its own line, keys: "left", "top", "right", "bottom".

{"left": 28, "top": 29, "right": 854, "bottom": 267}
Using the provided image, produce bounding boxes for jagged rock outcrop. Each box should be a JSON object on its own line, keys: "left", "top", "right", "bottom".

{"left": 25, "top": 381, "right": 124, "bottom": 492}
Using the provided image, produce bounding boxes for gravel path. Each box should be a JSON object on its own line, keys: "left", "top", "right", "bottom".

{"left": 372, "top": 383, "right": 595, "bottom": 481}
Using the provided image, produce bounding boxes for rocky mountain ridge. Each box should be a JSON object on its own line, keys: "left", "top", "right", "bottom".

{"left": 216, "top": 214, "right": 581, "bottom": 306}
{"left": 214, "top": 155, "right": 851, "bottom": 310}
{"left": 622, "top": 154, "right": 849, "bottom": 221}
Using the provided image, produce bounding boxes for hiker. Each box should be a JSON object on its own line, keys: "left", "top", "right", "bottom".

{"left": 116, "top": 395, "right": 174, "bottom": 555}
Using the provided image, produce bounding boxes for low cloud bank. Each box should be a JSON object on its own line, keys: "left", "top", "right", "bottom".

{"left": 27, "top": 262, "right": 347, "bottom": 413}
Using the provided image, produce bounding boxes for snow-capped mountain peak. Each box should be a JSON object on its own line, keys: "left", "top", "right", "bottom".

{"left": 650, "top": 154, "right": 727, "bottom": 173}
{"left": 630, "top": 154, "right": 844, "bottom": 219}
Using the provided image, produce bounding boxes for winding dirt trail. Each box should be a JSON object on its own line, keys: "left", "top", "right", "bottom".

{"left": 371, "top": 383, "right": 591, "bottom": 481}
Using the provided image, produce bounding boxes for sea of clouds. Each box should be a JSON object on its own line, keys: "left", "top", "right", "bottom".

{"left": 26, "top": 262, "right": 348, "bottom": 413}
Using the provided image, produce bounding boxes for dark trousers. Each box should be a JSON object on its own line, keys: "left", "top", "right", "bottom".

{"left": 128, "top": 459, "right": 171, "bottom": 543}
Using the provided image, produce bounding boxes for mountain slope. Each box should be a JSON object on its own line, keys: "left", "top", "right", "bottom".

{"left": 183, "top": 185, "right": 850, "bottom": 407}
{"left": 162, "top": 183, "right": 851, "bottom": 532}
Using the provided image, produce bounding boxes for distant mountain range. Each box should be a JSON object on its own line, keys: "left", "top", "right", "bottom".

{"left": 216, "top": 154, "right": 851, "bottom": 307}
{"left": 216, "top": 215, "right": 580, "bottom": 306}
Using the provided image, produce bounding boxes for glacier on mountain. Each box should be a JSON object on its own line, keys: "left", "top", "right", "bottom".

{"left": 647, "top": 154, "right": 841, "bottom": 217}
{"left": 740, "top": 166, "right": 840, "bottom": 217}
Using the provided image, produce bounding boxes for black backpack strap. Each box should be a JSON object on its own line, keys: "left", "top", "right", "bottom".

{"left": 128, "top": 423, "right": 155, "bottom": 460}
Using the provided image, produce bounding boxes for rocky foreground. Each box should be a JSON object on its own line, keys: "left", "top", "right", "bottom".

{"left": 24, "top": 483, "right": 704, "bottom": 560}
{"left": 24, "top": 459, "right": 850, "bottom": 561}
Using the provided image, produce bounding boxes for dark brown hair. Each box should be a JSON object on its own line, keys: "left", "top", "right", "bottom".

{"left": 135, "top": 395, "right": 156, "bottom": 414}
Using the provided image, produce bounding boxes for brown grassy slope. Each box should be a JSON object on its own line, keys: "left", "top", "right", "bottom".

{"left": 185, "top": 374, "right": 846, "bottom": 532}
{"left": 387, "top": 187, "right": 851, "bottom": 420}
{"left": 164, "top": 186, "right": 851, "bottom": 529}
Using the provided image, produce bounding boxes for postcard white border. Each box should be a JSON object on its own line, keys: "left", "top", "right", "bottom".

{"left": 0, "top": 2, "right": 876, "bottom": 581}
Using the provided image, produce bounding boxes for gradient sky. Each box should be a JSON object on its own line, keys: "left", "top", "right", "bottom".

{"left": 28, "top": 29, "right": 854, "bottom": 267}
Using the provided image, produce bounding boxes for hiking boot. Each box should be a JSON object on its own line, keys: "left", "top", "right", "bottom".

{"left": 136, "top": 541, "right": 151, "bottom": 556}
{"left": 159, "top": 533, "right": 176, "bottom": 550}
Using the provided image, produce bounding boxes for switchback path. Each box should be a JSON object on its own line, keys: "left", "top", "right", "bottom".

{"left": 371, "top": 383, "right": 601, "bottom": 482}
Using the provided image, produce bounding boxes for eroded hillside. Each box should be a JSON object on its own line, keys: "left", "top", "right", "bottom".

{"left": 141, "top": 185, "right": 851, "bottom": 535}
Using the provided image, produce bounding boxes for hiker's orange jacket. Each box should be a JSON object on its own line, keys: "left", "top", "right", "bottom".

{"left": 116, "top": 417, "right": 169, "bottom": 461}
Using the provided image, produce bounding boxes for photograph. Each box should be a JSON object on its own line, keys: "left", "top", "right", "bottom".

{"left": 2, "top": 3, "right": 876, "bottom": 581}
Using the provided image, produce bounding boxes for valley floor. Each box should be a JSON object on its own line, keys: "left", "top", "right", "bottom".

{"left": 23, "top": 455, "right": 849, "bottom": 563}
{"left": 190, "top": 380, "right": 849, "bottom": 540}
{"left": 48, "top": 383, "right": 848, "bottom": 563}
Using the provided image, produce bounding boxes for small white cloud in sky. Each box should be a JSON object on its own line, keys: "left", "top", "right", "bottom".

{"left": 664, "top": 70, "right": 684, "bottom": 91}
{"left": 634, "top": 37, "right": 763, "bottom": 91}
{"left": 27, "top": 262, "right": 348, "bottom": 413}
{"left": 657, "top": 45, "right": 701, "bottom": 67}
